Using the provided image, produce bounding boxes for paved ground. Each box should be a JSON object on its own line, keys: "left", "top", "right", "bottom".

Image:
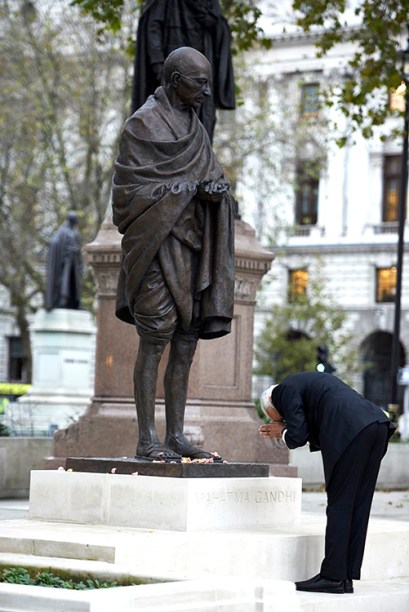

{"left": 1, "top": 490, "right": 409, "bottom": 522}
{"left": 0, "top": 499, "right": 28, "bottom": 521}
{"left": 302, "top": 489, "right": 409, "bottom": 521}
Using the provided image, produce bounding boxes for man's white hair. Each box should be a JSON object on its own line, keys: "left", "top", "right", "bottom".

{"left": 259, "top": 384, "right": 279, "bottom": 417}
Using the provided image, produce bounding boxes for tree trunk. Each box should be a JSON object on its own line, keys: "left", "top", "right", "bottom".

{"left": 16, "top": 306, "right": 32, "bottom": 383}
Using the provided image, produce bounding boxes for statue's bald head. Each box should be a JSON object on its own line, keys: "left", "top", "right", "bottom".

{"left": 163, "top": 47, "right": 211, "bottom": 85}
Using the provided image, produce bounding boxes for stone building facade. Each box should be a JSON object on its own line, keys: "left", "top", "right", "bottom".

{"left": 242, "top": 4, "right": 409, "bottom": 409}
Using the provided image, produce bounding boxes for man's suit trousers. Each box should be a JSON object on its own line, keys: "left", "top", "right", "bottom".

{"left": 320, "top": 421, "right": 389, "bottom": 581}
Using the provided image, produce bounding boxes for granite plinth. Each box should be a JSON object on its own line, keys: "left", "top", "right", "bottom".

{"left": 65, "top": 457, "right": 269, "bottom": 478}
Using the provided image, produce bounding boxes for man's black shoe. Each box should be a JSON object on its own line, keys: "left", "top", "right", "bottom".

{"left": 344, "top": 579, "right": 353, "bottom": 593}
{"left": 295, "top": 573, "right": 345, "bottom": 594}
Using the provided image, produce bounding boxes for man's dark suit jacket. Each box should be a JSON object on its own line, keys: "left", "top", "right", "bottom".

{"left": 271, "top": 372, "right": 395, "bottom": 485}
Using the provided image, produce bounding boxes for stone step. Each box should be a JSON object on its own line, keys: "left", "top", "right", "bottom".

{"left": 0, "top": 514, "right": 408, "bottom": 584}
{"left": 0, "top": 552, "right": 408, "bottom": 611}
{"left": 297, "top": 578, "right": 409, "bottom": 612}
{"left": 2, "top": 471, "right": 409, "bottom": 610}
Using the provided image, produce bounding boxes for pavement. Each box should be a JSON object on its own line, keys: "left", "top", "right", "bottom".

{"left": 1, "top": 489, "right": 409, "bottom": 521}
{"left": 0, "top": 499, "right": 29, "bottom": 521}
{"left": 302, "top": 489, "right": 409, "bottom": 522}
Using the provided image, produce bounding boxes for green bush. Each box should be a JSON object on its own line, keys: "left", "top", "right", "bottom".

{"left": 33, "top": 572, "right": 68, "bottom": 588}
{"left": 0, "top": 383, "right": 31, "bottom": 397}
{"left": 2, "top": 568, "right": 31, "bottom": 585}
{"left": 0, "top": 423, "right": 11, "bottom": 437}
{"left": 0, "top": 567, "right": 120, "bottom": 590}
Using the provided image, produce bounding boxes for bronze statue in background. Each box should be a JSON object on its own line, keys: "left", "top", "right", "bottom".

{"left": 132, "top": 0, "right": 236, "bottom": 141}
{"left": 112, "top": 47, "right": 235, "bottom": 461}
{"left": 45, "top": 211, "right": 83, "bottom": 311}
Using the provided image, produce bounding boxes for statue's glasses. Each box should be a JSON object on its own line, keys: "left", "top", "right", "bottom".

{"left": 176, "top": 73, "right": 212, "bottom": 91}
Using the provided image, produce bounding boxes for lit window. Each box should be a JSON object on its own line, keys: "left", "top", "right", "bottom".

{"left": 376, "top": 267, "right": 397, "bottom": 303}
{"left": 383, "top": 155, "right": 406, "bottom": 222}
{"left": 389, "top": 82, "right": 406, "bottom": 113}
{"left": 295, "top": 161, "right": 319, "bottom": 225}
{"left": 301, "top": 83, "right": 320, "bottom": 116}
{"left": 289, "top": 269, "right": 309, "bottom": 303}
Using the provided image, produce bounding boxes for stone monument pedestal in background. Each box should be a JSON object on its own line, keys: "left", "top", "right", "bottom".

{"left": 11, "top": 309, "right": 95, "bottom": 435}
{"left": 48, "top": 216, "right": 296, "bottom": 477}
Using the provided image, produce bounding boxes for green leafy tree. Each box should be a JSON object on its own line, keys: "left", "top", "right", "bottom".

{"left": 293, "top": 0, "right": 409, "bottom": 140}
{"left": 255, "top": 261, "right": 358, "bottom": 383}
{"left": 0, "top": 0, "right": 133, "bottom": 379}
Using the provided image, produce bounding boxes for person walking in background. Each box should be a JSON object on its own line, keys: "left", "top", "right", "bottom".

{"left": 259, "top": 371, "right": 395, "bottom": 594}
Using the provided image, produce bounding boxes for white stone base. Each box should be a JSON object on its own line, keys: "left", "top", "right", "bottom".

{"left": 2, "top": 470, "right": 408, "bottom": 611}
{"left": 1, "top": 517, "right": 409, "bottom": 611}
{"left": 30, "top": 309, "right": 95, "bottom": 394}
{"left": 29, "top": 471, "right": 302, "bottom": 531}
{"left": 6, "top": 309, "right": 96, "bottom": 434}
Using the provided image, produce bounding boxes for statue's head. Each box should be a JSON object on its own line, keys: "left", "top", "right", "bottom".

{"left": 66, "top": 210, "right": 79, "bottom": 227}
{"left": 164, "top": 47, "right": 212, "bottom": 111}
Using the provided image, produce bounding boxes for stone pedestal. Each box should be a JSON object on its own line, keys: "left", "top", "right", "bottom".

{"left": 29, "top": 470, "right": 302, "bottom": 531}
{"left": 9, "top": 309, "right": 95, "bottom": 435}
{"left": 49, "top": 215, "right": 295, "bottom": 476}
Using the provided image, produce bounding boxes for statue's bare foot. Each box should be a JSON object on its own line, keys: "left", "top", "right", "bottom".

{"left": 165, "top": 434, "right": 223, "bottom": 461}
{"left": 136, "top": 443, "right": 182, "bottom": 462}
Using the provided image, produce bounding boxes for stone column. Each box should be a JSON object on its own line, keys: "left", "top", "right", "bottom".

{"left": 51, "top": 216, "right": 295, "bottom": 475}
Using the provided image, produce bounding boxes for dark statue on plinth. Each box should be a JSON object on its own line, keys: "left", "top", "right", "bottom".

{"left": 112, "top": 47, "right": 235, "bottom": 462}
{"left": 45, "top": 211, "right": 83, "bottom": 311}
{"left": 132, "top": 0, "right": 236, "bottom": 141}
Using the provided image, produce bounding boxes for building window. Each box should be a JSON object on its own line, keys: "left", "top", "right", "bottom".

{"left": 301, "top": 83, "right": 320, "bottom": 116}
{"left": 295, "top": 161, "right": 319, "bottom": 225}
{"left": 376, "top": 267, "right": 397, "bottom": 303}
{"left": 8, "top": 337, "right": 28, "bottom": 382}
{"left": 288, "top": 269, "right": 309, "bottom": 302}
{"left": 389, "top": 82, "right": 406, "bottom": 113}
{"left": 383, "top": 155, "right": 406, "bottom": 222}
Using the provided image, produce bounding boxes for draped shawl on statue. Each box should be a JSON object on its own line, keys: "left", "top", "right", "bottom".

{"left": 112, "top": 86, "right": 235, "bottom": 339}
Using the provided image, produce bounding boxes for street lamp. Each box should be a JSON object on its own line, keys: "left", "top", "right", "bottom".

{"left": 390, "top": 27, "right": 409, "bottom": 408}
